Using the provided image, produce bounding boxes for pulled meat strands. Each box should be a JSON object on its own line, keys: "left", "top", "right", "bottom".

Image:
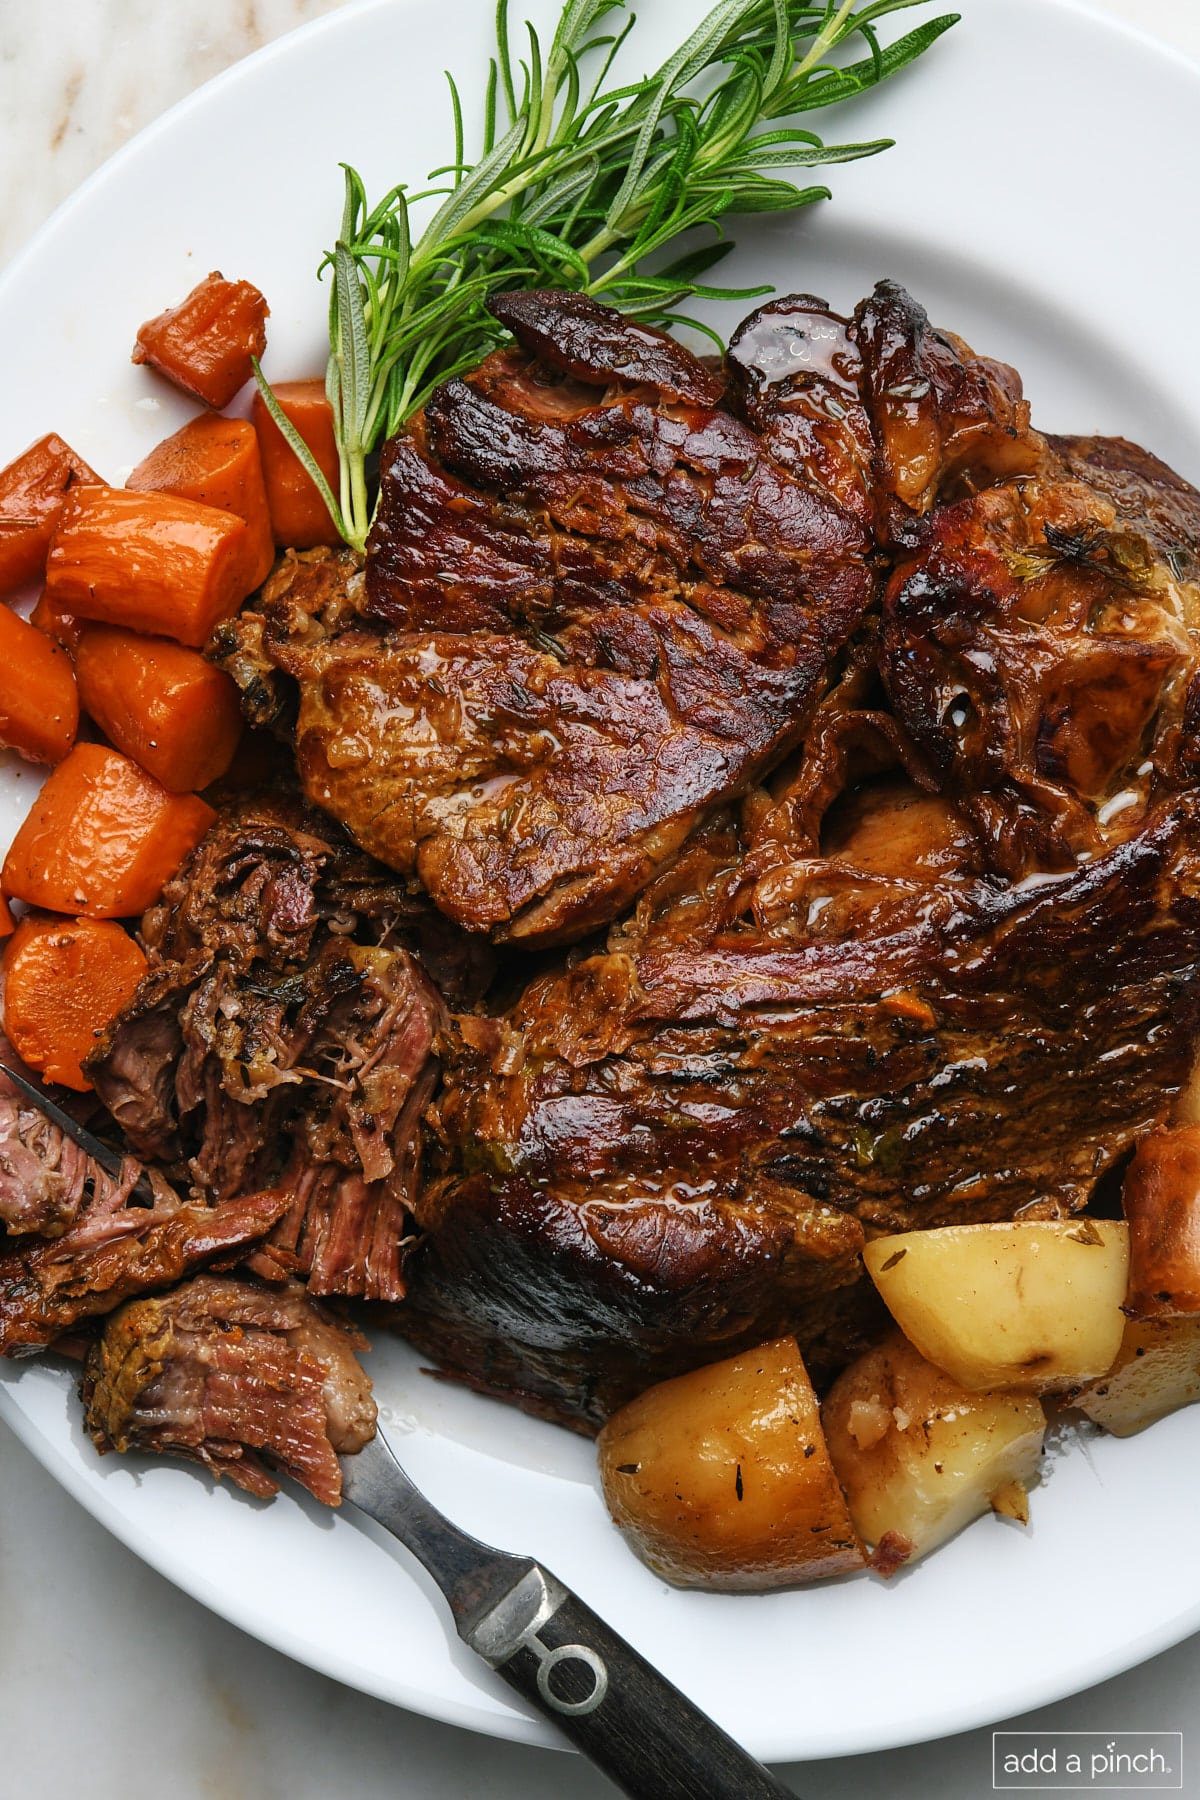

{"left": 0, "top": 1180, "right": 288, "bottom": 1355}
{"left": 83, "top": 1275, "right": 376, "bottom": 1505}
{"left": 87, "top": 795, "right": 454, "bottom": 1304}
{"left": 138, "top": 781, "right": 492, "bottom": 1008}
{"left": 0, "top": 1051, "right": 94, "bottom": 1238}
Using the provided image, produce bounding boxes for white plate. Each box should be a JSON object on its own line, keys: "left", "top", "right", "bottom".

{"left": 2, "top": 0, "right": 1199, "bottom": 1764}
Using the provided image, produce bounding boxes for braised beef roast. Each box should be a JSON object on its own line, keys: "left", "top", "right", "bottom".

{"left": 215, "top": 290, "right": 897, "bottom": 945}
{"left": 389, "top": 288, "right": 1200, "bottom": 1427}
{"left": 9, "top": 281, "right": 1200, "bottom": 1476}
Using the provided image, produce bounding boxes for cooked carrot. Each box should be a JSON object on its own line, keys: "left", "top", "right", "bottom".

{"left": 132, "top": 271, "right": 269, "bottom": 410}
{"left": 251, "top": 379, "right": 340, "bottom": 549}
{"left": 2, "top": 743, "right": 216, "bottom": 919}
{"left": 0, "top": 896, "right": 14, "bottom": 938}
{"left": 3, "top": 913, "right": 148, "bottom": 1091}
{"left": 0, "top": 603, "right": 79, "bottom": 765}
{"left": 75, "top": 624, "right": 244, "bottom": 793}
{"left": 45, "top": 485, "right": 250, "bottom": 648}
{"left": 0, "top": 434, "right": 100, "bottom": 599}
{"left": 127, "top": 414, "right": 275, "bottom": 595}
{"left": 30, "top": 588, "right": 84, "bottom": 652}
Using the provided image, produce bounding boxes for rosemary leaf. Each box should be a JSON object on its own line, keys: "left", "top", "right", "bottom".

{"left": 275, "top": 0, "right": 960, "bottom": 555}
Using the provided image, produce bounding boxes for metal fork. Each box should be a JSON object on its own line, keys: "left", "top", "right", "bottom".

{"left": 341, "top": 1430, "right": 795, "bottom": 1800}
{"left": 0, "top": 1058, "right": 794, "bottom": 1798}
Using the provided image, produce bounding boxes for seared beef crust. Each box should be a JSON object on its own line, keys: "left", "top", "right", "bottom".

{"left": 389, "top": 287, "right": 1200, "bottom": 1429}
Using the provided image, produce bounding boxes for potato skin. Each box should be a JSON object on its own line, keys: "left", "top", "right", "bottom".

{"left": 1123, "top": 1126, "right": 1200, "bottom": 1317}
{"left": 1068, "top": 1315, "right": 1200, "bottom": 1435}
{"left": 597, "top": 1337, "right": 865, "bottom": 1590}
{"left": 822, "top": 1330, "right": 1046, "bottom": 1573}
{"left": 863, "top": 1221, "right": 1128, "bottom": 1392}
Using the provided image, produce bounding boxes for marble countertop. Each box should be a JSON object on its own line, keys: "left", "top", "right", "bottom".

{"left": 3, "top": 4, "right": 1200, "bottom": 1796}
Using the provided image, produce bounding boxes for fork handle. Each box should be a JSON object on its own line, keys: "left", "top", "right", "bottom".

{"left": 466, "top": 1564, "right": 795, "bottom": 1800}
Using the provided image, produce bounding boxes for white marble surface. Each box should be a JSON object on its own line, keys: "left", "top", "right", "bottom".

{"left": 3, "top": 2, "right": 1200, "bottom": 1796}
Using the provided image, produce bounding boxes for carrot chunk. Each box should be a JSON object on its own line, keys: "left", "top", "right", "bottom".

{"left": 0, "top": 603, "right": 79, "bottom": 765}
{"left": 3, "top": 913, "right": 149, "bottom": 1091}
{"left": 75, "top": 625, "right": 243, "bottom": 793}
{"left": 45, "top": 485, "right": 250, "bottom": 648}
{"left": 0, "top": 896, "right": 15, "bottom": 938}
{"left": 0, "top": 434, "right": 100, "bottom": 599}
{"left": 127, "top": 413, "right": 275, "bottom": 596}
{"left": 30, "top": 589, "right": 84, "bottom": 652}
{"left": 132, "top": 271, "right": 269, "bottom": 410}
{"left": 251, "top": 379, "right": 340, "bottom": 549}
{"left": 2, "top": 743, "right": 216, "bottom": 919}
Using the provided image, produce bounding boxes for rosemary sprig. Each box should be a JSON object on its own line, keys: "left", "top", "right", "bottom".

{"left": 259, "top": 0, "right": 958, "bottom": 556}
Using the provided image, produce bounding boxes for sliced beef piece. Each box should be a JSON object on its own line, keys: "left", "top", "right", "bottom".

{"left": 403, "top": 791, "right": 1200, "bottom": 1430}
{"left": 88, "top": 797, "right": 448, "bottom": 1304}
{"left": 488, "top": 289, "right": 726, "bottom": 406}
{"left": 880, "top": 445, "right": 1200, "bottom": 877}
{"left": 213, "top": 284, "right": 1051, "bottom": 947}
{"left": 82, "top": 1275, "right": 375, "bottom": 1504}
{"left": 217, "top": 291, "right": 880, "bottom": 945}
{"left": 0, "top": 1180, "right": 287, "bottom": 1355}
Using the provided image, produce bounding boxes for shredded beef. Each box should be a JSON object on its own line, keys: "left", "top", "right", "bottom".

{"left": 82, "top": 1274, "right": 376, "bottom": 1504}
{"left": 0, "top": 1053, "right": 95, "bottom": 1238}
{"left": 87, "top": 794, "right": 450, "bottom": 1303}
{"left": 0, "top": 1180, "right": 288, "bottom": 1355}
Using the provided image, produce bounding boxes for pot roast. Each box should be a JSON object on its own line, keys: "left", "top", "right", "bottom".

{"left": 6, "top": 281, "right": 1200, "bottom": 1480}
{"left": 213, "top": 283, "right": 1200, "bottom": 1428}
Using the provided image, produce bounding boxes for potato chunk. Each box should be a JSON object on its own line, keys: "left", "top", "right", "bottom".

{"left": 1068, "top": 1315, "right": 1200, "bottom": 1436}
{"left": 822, "top": 1330, "right": 1046, "bottom": 1573}
{"left": 1122, "top": 1126, "right": 1200, "bottom": 1317}
{"left": 863, "top": 1220, "right": 1128, "bottom": 1392}
{"left": 597, "top": 1337, "right": 865, "bottom": 1590}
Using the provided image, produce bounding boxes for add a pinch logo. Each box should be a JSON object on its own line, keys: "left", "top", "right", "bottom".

{"left": 993, "top": 1733, "right": 1183, "bottom": 1790}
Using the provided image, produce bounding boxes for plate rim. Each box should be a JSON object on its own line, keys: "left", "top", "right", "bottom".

{"left": 3, "top": 0, "right": 1200, "bottom": 1765}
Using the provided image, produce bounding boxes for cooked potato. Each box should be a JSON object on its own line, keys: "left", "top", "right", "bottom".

{"left": 863, "top": 1220, "right": 1129, "bottom": 1391}
{"left": 1067, "top": 1315, "right": 1200, "bottom": 1435}
{"left": 822, "top": 1329, "right": 1046, "bottom": 1574}
{"left": 1122, "top": 1126, "right": 1200, "bottom": 1317}
{"left": 597, "top": 1337, "right": 865, "bottom": 1590}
